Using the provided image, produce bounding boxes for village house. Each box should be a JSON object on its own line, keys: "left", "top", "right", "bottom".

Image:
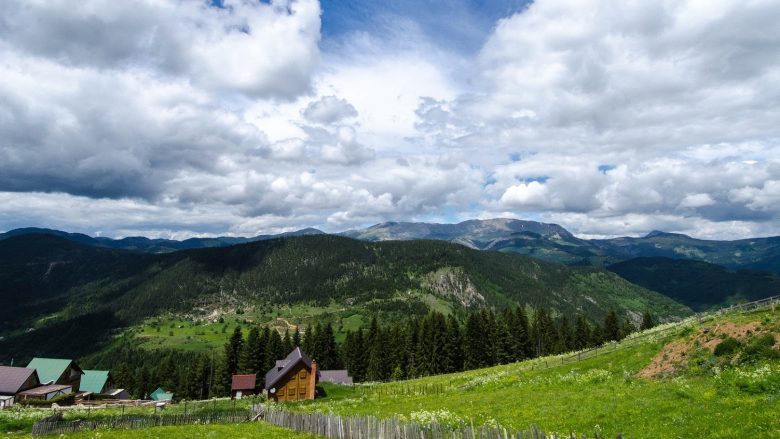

{"left": 264, "top": 347, "right": 318, "bottom": 402}
{"left": 0, "top": 366, "right": 40, "bottom": 408}
{"left": 149, "top": 386, "right": 174, "bottom": 402}
{"left": 79, "top": 370, "right": 129, "bottom": 400}
{"left": 319, "top": 370, "right": 354, "bottom": 386}
{"left": 26, "top": 358, "right": 84, "bottom": 390}
{"left": 231, "top": 373, "right": 257, "bottom": 399}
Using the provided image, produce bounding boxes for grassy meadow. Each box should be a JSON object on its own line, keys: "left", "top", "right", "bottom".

{"left": 286, "top": 309, "right": 780, "bottom": 438}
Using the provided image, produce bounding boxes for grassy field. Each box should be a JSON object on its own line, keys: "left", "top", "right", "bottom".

{"left": 287, "top": 309, "right": 780, "bottom": 438}
{"left": 2, "top": 423, "right": 317, "bottom": 438}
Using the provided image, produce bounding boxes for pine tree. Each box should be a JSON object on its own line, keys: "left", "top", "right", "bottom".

{"left": 640, "top": 311, "right": 655, "bottom": 330}
{"left": 404, "top": 319, "right": 420, "bottom": 378}
{"left": 282, "top": 329, "right": 293, "bottom": 354}
{"left": 509, "top": 306, "right": 532, "bottom": 360}
{"left": 494, "top": 312, "right": 515, "bottom": 364}
{"left": 225, "top": 326, "right": 243, "bottom": 376}
{"left": 464, "top": 312, "right": 487, "bottom": 369}
{"left": 292, "top": 328, "right": 302, "bottom": 348}
{"left": 264, "top": 329, "right": 284, "bottom": 374}
{"left": 445, "top": 314, "right": 464, "bottom": 373}
{"left": 574, "top": 315, "right": 590, "bottom": 349}
{"left": 240, "top": 327, "right": 262, "bottom": 374}
{"left": 603, "top": 310, "right": 620, "bottom": 342}
{"left": 532, "top": 308, "right": 556, "bottom": 356}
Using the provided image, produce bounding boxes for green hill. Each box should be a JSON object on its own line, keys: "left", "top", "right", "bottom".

{"left": 608, "top": 257, "right": 780, "bottom": 311}
{"left": 290, "top": 308, "right": 780, "bottom": 438}
{"left": 0, "top": 233, "right": 689, "bottom": 363}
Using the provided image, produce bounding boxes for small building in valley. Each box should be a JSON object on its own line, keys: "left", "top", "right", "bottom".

{"left": 231, "top": 374, "right": 257, "bottom": 399}
{"left": 0, "top": 366, "right": 41, "bottom": 408}
{"left": 264, "top": 347, "right": 318, "bottom": 402}
{"left": 319, "top": 370, "right": 354, "bottom": 386}
{"left": 149, "top": 386, "right": 174, "bottom": 402}
{"left": 79, "top": 370, "right": 128, "bottom": 399}
{"left": 26, "top": 358, "right": 84, "bottom": 390}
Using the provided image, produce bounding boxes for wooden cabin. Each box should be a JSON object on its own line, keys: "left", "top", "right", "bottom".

{"left": 264, "top": 347, "right": 318, "bottom": 402}
{"left": 231, "top": 374, "right": 257, "bottom": 399}
{"left": 16, "top": 384, "right": 72, "bottom": 401}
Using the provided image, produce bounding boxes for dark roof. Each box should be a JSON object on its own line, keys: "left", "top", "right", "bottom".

{"left": 264, "top": 347, "right": 315, "bottom": 390}
{"left": 231, "top": 374, "right": 257, "bottom": 391}
{"left": 17, "top": 384, "right": 71, "bottom": 397}
{"left": 319, "top": 370, "right": 353, "bottom": 385}
{"left": 0, "top": 366, "right": 39, "bottom": 395}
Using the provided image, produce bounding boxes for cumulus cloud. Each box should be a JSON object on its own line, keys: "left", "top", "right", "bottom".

{"left": 302, "top": 95, "right": 358, "bottom": 124}
{"left": 1, "top": 0, "right": 780, "bottom": 240}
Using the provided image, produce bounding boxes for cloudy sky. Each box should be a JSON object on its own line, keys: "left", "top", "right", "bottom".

{"left": 1, "top": 0, "right": 779, "bottom": 239}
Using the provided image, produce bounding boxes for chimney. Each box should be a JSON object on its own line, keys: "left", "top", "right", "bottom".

{"left": 308, "top": 360, "right": 317, "bottom": 400}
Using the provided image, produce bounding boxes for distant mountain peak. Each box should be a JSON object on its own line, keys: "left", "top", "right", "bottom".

{"left": 644, "top": 230, "right": 690, "bottom": 239}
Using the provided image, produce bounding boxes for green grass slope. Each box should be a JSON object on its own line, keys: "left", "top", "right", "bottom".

{"left": 290, "top": 309, "right": 780, "bottom": 438}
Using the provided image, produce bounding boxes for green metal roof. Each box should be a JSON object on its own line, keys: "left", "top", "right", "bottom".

{"left": 26, "top": 358, "right": 76, "bottom": 384}
{"left": 150, "top": 387, "right": 173, "bottom": 401}
{"left": 79, "top": 370, "right": 110, "bottom": 394}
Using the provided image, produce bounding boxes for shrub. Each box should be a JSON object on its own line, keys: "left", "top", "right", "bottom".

{"left": 19, "top": 392, "right": 76, "bottom": 407}
{"left": 714, "top": 337, "right": 741, "bottom": 357}
{"left": 740, "top": 334, "right": 778, "bottom": 364}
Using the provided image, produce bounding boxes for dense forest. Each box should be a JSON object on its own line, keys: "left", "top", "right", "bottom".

{"left": 0, "top": 233, "right": 687, "bottom": 364}
{"left": 84, "top": 307, "right": 655, "bottom": 399}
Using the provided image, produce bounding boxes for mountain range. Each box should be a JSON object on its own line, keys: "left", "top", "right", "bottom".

{"left": 0, "top": 231, "right": 691, "bottom": 363}
{"left": 5, "top": 218, "right": 779, "bottom": 274}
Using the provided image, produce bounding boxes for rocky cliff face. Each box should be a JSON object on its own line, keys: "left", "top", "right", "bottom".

{"left": 423, "top": 268, "right": 485, "bottom": 307}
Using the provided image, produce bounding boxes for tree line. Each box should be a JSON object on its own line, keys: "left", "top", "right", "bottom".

{"left": 94, "top": 308, "right": 654, "bottom": 398}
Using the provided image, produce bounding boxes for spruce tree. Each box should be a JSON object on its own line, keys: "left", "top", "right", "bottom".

{"left": 640, "top": 311, "right": 655, "bottom": 330}
{"left": 240, "top": 327, "right": 262, "bottom": 374}
{"left": 574, "top": 315, "right": 590, "bottom": 349}
{"left": 464, "top": 312, "right": 486, "bottom": 369}
{"left": 264, "top": 329, "right": 284, "bottom": 373}
{"left": 445, "top": 314, "right": 464, "bottom": 373}
{"left": 510, "top": 306, "right": 532, "bottom": 360}
{"left": 603, "top": 310, "right": 620, "bottom": 342}
{"left": 282, "top": 329, "right": 293, "bottom": 354}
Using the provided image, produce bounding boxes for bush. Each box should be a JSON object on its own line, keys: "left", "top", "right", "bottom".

{"left": 740, "top": 334, "right": 779, "bottom": 364}
{"left": 714, "top": 337, "right": 741, "bottom": 357}
{"left": 19, "top": 392, "right": 76, "bottom": 407}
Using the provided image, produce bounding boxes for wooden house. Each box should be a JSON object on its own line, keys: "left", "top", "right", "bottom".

{"left": 264, "top": 347, "right": 318, "bottom": 402}
{"left": 231, "top": 374, "right": 257, "bottom": 399}
{"left": 0, "top": 366, "right": 41, "bottom": 408}
{"left": 26, "top": 358, "right": 83, "bottom": 390}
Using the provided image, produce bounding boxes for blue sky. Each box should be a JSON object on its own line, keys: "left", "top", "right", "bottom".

{"left": 0, "top": 0, "right": 779, "bottom": 240}
{"left": 320, "top": 0, "right": 529, "bottom": 54}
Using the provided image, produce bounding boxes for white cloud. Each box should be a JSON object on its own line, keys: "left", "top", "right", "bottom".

{"left": 1, "top": 0, "right": 780, "bottom": 240}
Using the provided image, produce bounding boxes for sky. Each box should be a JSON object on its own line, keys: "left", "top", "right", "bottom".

{"left": 1, "top": 0, "right": 779, "bottom": 240}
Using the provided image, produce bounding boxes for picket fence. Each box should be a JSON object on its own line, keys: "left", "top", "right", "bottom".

{"left": 258, "top": 405, "right": 624, "bottom": 439}
{"left": 31, "top": 410, "right": 251, "bottom": 436}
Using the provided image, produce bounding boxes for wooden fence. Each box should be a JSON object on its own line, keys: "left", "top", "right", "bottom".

{"left": 31, "top": 410, "right": 251, "bottom": 436}
{"left": 258, "top": 405, "right": 624, "bottom": 439}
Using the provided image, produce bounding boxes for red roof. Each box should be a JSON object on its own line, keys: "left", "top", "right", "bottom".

{"left": 231, "top": 374, "right": 256, "bottom": 391}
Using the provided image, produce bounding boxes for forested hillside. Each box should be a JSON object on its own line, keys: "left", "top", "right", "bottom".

{"left": 608, "top": 257, "right": 780, "bottom": 311}
{"left": 0, "top": 233, "right": 689, "bottom": 363}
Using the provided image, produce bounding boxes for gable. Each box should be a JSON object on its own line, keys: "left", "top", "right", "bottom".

{"left": 79, "top": 370, "right": 110, "bottom": 394}
{"left": 26, "top": 358, "right": 82, "bottom": 384}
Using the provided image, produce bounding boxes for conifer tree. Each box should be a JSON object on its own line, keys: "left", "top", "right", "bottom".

{"left": 603, "top": 310, "right": 620, "bottom": 342}
{"left": 292, "top": 328, "right": 302, "bottom": 348}
{"left": 264, "top": 329, "right": 284, "bottom": 373}
{"left": 464, "top": 312, "right": 487, "bottom": 369}
{"left": 574, "top": 315, "right": 591, "bottom": 349}
{"left": 445, "top": 314, "right": 464, "bottom": 372}
{"left": 640, "top": 311, "right": 655, "bottom": 330}
{"left": 509, "top": 306, "right": 532, "bottom": 360}
{"left": 282, "top": 329, "right": 293, "bottom": 354}
{"left": 240, "top": 326, "right": 262, "bottom": 374}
